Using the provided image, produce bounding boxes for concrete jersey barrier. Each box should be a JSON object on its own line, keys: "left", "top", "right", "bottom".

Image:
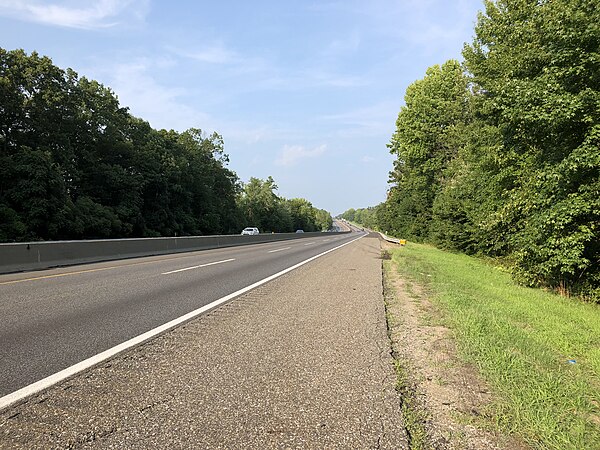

{"left": 0, "top": 231, "right": 350, "bottom": 274}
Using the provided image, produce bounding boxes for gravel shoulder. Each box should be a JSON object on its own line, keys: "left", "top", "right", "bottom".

{"left": 1, "top": 234, "right": 407, "bottom": 449}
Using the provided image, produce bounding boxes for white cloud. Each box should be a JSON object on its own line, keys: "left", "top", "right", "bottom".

{"left": 309, "top": 0, "right": 479, "bottom": 56}
{"left": 318, "top": 101, "right": 399, "bottom": 137}
{"left": 0, "top": 0, "right": 148, "bottom": 29}
{"left": 166, "top": 44, "right": 272, "bottom": 89}
{"left": 382, "top": 0, "right": 478, "bottom": 54}
{"left": 310, "top": 70, "right": 367, "bottom": 88}
{"left": 167, "top": 43, "right": 237, "bottom": 65}
{"left": 321, "top": 33, "right": 362, "bottom": 57}
{"left": 254, "top": 69, "right": 367, "bottom": 92}
{"left": 89, "top": 58, "right": 212, "bottom": 132}
{"left": 170, "top": 46, "right": 365, "bottom": 91}
{"left": 275, "top": 144, "right": 327, "bottom": 167}
{"left": 361, "top": 155, "right": 375, "bottom": 163}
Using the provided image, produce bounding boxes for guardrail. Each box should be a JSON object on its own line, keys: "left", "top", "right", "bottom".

{"left": 0, "top": 231, "right": 349, "bottom": 274}
{"left": 377, "top": 232, "right": 401, "bottom": 244}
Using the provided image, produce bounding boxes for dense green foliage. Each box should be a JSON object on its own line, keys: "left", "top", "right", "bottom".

{"left": 387, "top": 60, "right": 472, "bottom": 242}
{"left": 238, "top": 176, "right": 332, "bottom": 233}
{"left": 337, "top": 207, "right": 377, "bottom": 229}
{"left": 347, "top": 0, "right": 600, "bottom": 300}
{"left": 0, "top": 48, "right": 332, "bottom": 241}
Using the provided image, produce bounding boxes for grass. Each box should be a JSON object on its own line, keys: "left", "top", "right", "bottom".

{"left": 388, "top": 242, "right": 600, "bottom": 450}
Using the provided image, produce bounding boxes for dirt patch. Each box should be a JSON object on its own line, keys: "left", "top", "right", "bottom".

{"left": 381, "top": 241, "right": 525, "bottom": 450}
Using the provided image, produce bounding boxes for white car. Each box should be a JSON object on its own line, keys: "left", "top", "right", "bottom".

{"left": 241, "top": 227, "right": 260, "bottom": 235}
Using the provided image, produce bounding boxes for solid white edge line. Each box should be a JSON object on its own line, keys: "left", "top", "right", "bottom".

{"left": 267, "top": 247, "right": 291, "bottom": 253}
{"left": 0, "top": 233, "right": 365, "bottom": 411}
{"left": 161, "top": 258, "right": 236, "bottom": 275}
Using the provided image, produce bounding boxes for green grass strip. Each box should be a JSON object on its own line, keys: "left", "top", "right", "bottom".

{"left": 390, "top": 243, "right": 600, "bottom": 450}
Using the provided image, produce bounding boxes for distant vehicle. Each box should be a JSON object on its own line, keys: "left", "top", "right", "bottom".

{"left": 241, "top": 227, "right": 260, "bottom": 235}
{"left": 295, "top": 229, "right": 304, "bottom": 233}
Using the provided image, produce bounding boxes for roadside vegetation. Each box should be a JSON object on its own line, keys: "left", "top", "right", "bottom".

{"left": 0, "top": 48, "right": 332, "bottom": 242}
{"left": 341, "top": 0, "right": 599, "bottom": 301}
{"left": 387, "top": 242, "right": 600, "bottom": 449}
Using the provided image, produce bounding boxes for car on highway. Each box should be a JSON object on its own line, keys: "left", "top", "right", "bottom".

{"left": 295, "top": 229, "right": 304, "bottom": 233}
{"left": 241, "top": 227, "right": 260, "bottom": 235}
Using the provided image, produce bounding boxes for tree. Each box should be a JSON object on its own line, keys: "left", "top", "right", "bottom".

{"left": 341, "top": 208, "right": 356, "bottom": 222}
{"left": 463, "top": 0, "right": 600, "bottom": 297}
{"left": 387, "top": 60, "right": 472, "bottom": 241}
{"left": 346, "top": 0, "right": 599, "bottom": 301}
{"left": 238, "top": 177, "right": 332, "bottom": 233}
{"left": 0, "top": 48, "right": 332, "bottom": 243}
{"left": 315, "top": 208, "right": 333, "bottom": 231}
{"left": 239, "top": 176, "right": 279, "bottom": 232}
{"left": 0, "top": 48, "right": 244, "bottom": 241}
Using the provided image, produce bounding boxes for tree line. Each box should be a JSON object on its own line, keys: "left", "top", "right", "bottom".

{"left": 341, "top": 0, "right": 599, "bottom": 301}
{"left": 0, "top": 48, "right": 332, "bottom": 242}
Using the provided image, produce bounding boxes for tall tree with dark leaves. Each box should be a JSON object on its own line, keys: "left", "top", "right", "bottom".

{"left": 387, "top": 60, "right": 472, "bottom": 241}
{"left": 464, "top": 0, "right": 600, "bottom": 297}
{"left": 0, "top": 48, "right": 247, "bottom": 241}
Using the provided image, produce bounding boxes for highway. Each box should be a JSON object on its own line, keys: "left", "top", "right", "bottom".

{"left": 0, "top": 230, "right": 363, "bottom": 400}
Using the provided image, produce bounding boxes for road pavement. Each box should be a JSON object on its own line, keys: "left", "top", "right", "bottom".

{"left": 0, "top": 233, "right": 357, "bottom": 398}
{"left": 0, "top": 233, "right": 407, "bottom": 448}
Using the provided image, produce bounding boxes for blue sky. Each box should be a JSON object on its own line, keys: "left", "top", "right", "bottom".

{"left": 0, "top": 0, "right": 483, "bottom": 215}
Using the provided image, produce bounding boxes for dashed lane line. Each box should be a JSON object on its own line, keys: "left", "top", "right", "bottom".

{"left": 268, "top": 247, "right": 291, "bottom": 253}
{"left": 161, "top": 258, "right": 236, "bottom": 275}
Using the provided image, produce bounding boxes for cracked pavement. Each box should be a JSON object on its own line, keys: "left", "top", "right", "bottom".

{"left": 0, "top": 234, "right": 407, "bottom": 448}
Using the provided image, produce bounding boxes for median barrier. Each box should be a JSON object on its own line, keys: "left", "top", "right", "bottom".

{"left": 0, "top": 231, "right": 349, "bottom": 274}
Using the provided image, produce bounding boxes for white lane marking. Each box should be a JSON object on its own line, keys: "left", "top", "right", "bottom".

{"left": 322, "top": 239, "right": 331, "bottom": 242}
{"left": 0, "top": 234, "right": 364, "bottom": 411}
{"left": 268, "top": 247, "right": 291, "bottom": 253}
{"left": 161, "top": 258, "right": 235, "bottom": 275}
{"left": 303, "top": 242, "right": 315, "bottom": 246}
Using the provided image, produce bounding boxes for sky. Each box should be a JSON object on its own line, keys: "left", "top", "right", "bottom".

{"left": 0, "top": 0, "right": 484, "bottom": 215}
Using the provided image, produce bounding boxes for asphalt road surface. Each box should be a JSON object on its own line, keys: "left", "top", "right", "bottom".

{"left": 0, "top": 231, "right": 363, "bottom": 398}
{"left": 0, "top": 231, "right": 406, "bottom": 448}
